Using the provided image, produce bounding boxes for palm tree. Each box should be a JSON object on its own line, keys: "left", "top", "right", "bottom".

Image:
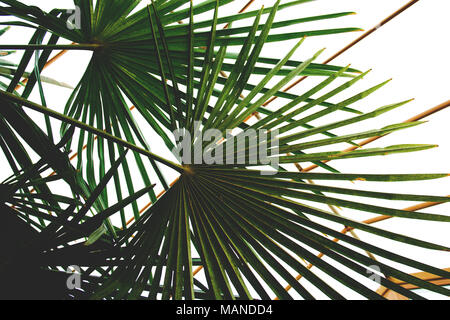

{"left": 0, "top": 0, "right": 448, "bottom": 300}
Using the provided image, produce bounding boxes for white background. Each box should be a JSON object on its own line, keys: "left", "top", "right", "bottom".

{"left": 1, "top": 0, "right": 449, "bottom": 299}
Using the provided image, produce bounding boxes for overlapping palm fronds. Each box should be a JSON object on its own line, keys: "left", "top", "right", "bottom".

{"left": 0, "top": 0, "right": 449, "bottom": 300}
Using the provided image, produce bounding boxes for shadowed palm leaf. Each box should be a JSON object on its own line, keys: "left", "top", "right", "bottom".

{"left": 0, "top": 0, "right": 449, "bottom": 300}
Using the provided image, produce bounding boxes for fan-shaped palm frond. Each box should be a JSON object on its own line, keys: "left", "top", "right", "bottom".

{"left": 0, "top": 0, "right": 449, "bottom": 300}
{"left": 0, "top": 0, "right": 362, "bottom": 212}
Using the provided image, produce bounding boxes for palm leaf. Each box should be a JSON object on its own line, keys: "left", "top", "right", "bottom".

{"left": 0, "top": 0, "right": 449, "bottom": 300}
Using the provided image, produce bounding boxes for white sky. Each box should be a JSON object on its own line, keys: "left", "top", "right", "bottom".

{"left": 1, "top": 0, "right": 449, "bottom": 299}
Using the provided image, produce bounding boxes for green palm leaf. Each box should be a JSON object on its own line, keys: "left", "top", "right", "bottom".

{"left": 0, "top": 0, "right": 448, "bottom": 300}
